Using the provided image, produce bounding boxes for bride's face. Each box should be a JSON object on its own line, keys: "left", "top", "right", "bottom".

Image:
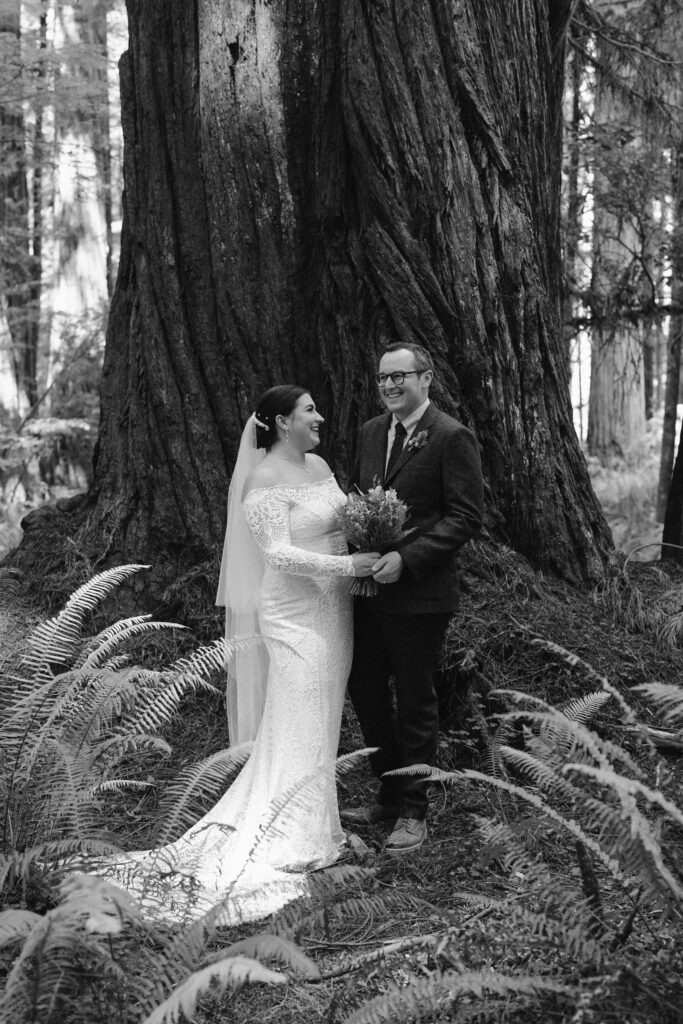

{"left": 283, "top": 393, "right": 325, "bottom": 451}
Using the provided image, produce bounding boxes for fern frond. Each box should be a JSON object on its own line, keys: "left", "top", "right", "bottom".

{"left": 564, "top": 763, "right": 683, "bottom": 905}
{"left": 342, "top": 968, "right": 574, "bottom": 1024}
{"left": 74, "top": 613, "right": 151, "bottom": 666}
{"left": 497, "top": 710, "right": 642, "bottom": 776}
{"left": 273, "top": 889, "right": 427, "bottom": 942}
{"left": 78, "top": 617, "right": 186, "bottom": 669}
{"left": 0, "top": 907, "right": 124, "bottom": 1024}
{"left": 480, "top": 720, "right": 519, "bottom": 778}
{"left": 498, "top": 745, "right": 583, "bottom": 802}
{"left": 208, "top": 934, "right": 320, "bottom": 978}
{"left": 59, "top": 869, "right": 147, "bottom": 926}
{"left": 634, "top": 682, "right": 683, "bottom": 726}
{"left": 172, "top": 636, "right": 262, "bottom": 680}
{"left": 93, "top": 779, "right": 156, "bottom": 795}
{"left": 21, "top": 564, "right": 150, "bottom": 674}
{"left": 0, "top": 838, "right": 125, "bottom": 887}
{"left": 269, "top": 865, "right": 376, "bottom": 936}
{"left": 123, "top": 670, "right": 221, "bottom": 736}
{"left": 493, "top": 689, "right": 557, "bottom": 713}
{"left": 561, "top": 690, "right": 611, "bottom": 725}
{"left": 154, "top": 744, "right": 252, "bottom": 844}
{"left": 0, "top": 909, "right": 43, "bottom": 950}
{"left": 335, "top": 748, "right": 378, "bottom": 778}
{"left": 461, "top": 770, "right": 630, "bottom": 887}
{"left": 93, "top": 734, "right": 172, "bottom": 766}
{"left": 383, "top": 763, "right": 436, "bottom": 778}
{"left": 530, "top": 638, "right": 608, "bottom": 688}
{"left": 100, "top": 653, "right": 134, "bottom": 671}
{"left": 656, "top": 610, "right": 683, "bottom": 646}
{"left": 141, "top": 957, "right": 287, "bottom": 1024}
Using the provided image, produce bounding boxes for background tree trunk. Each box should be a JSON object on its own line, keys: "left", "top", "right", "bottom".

{"left": 13, "top": 0, "right": 612, "bottom": 596}
{"left": 662, "top": 143, "right": 683, "bottom": 557}
{"left": 586, "top": 76, "right": 645, "bottom": 464}
{"left": 0, "top": 1, "right": 40, "bottom": 412}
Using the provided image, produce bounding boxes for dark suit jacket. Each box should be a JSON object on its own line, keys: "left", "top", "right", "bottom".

{"left": 352, "top": 403, "right": 484, "bottom": 615}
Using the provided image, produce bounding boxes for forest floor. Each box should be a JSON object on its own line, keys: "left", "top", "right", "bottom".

{"left": 2, "top": 537, "right": 683, "bottom": 1023}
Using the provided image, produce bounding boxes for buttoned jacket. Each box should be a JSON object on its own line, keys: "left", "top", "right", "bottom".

{"left": 352, "top": 403, "right": 484, "bottom": 614}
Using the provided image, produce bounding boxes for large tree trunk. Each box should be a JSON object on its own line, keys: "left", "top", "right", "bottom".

{"left": 12, "top": 0, "right": 612, "bottom": 595}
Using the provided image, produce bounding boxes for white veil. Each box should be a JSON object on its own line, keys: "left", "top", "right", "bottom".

{"left": 216, "top": 414, "right": 269, "bottom": 745}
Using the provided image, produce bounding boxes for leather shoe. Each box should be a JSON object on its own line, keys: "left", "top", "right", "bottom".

{"left": 339, "top": 804, "right": 400, "bottom": 827}
{"left": 384, "top": 817, "right": 427, "bottom": 855}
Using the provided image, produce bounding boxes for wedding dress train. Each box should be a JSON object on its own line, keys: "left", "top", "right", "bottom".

{"left": 86, "top": 477, "right": 355, "bottom": 926}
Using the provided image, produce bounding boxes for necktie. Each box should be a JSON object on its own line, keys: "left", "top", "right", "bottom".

{"left": 386, "top": 421, "right": 407, "bottom": 478}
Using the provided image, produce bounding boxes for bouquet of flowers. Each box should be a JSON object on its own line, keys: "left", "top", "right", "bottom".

{"left": 337, "top": 483, "right": 413, "bottom": 596}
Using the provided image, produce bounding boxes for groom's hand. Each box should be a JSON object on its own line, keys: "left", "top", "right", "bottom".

{"left": 372, "top": 551, "right": 404, "bottom": 584}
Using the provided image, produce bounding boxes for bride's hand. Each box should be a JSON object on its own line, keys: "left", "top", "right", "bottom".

{"left": 351, "top": 552, "right": 381, "bottom": 577}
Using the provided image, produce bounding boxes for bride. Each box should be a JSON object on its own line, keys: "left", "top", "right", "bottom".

{"left": 83, "top": 386, "right": 378, "bottom": 924}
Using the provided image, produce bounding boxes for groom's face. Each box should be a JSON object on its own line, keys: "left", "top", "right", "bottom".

{"left": 377, "top": 349, "right": 431, "bottom": 420}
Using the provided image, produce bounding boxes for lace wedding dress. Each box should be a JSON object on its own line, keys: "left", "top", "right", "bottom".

{"left": 85, "top": 477, "right": 355, "bottom": 925}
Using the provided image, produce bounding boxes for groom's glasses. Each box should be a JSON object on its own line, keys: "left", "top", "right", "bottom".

{"left": 374, "top": 371, "right": 422, "bottom": 386}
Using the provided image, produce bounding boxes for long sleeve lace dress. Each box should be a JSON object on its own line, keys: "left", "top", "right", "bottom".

{"left": 83, "top": 476, "right": 355, "bottom": 925}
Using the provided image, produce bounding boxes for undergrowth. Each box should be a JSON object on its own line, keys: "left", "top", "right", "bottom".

{"left": 1, "top": 555, "right": 683, "bottom": 1023}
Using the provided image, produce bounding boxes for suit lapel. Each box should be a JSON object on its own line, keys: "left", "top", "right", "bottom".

{"left": 365, "top": 414, "right": 391, "bottom": 488}
{"left": 383, "top": 404, "right": 438, "bottom": 487}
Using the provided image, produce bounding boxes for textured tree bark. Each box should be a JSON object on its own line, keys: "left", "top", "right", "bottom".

{"left": 12, "top": 0, "right": 612, "bottom": 594}
{"left": 662, "top": 143, "right": 683, "bottom": 559}
{"left": 586, "top": 77, "right": 645, "bottom": 465}
{"left": 0, "top": 1, "right": 40, "bottom": 412}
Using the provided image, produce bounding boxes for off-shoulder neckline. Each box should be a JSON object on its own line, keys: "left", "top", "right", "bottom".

{"left": 242, "top": 475, "right": 336, "bottom": 501}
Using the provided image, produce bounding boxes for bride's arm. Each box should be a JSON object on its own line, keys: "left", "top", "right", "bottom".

{"left": 242, "top": 489, "right": 356, "bottom": 577}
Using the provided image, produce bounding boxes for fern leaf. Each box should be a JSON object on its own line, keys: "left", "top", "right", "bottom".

{"left": 383, "top": 763, "right": 439, "bottom": 778}
{"left": 272, "top": 889, "right": 420, "bottom": 940}
{"left": 21, "top": 564, "right": 150, "bottom": 673}
{"left": 0, "top": 838, "right": 126, "bottom": 887}
{"left": 74, "top": 614, "right": 151, "bottom": 666}
{"left": 342, "top": 968, "right": 574, "bottom": 1024}
{"left": 93, "top": 779, "right": 156, "bottom": 795}
{"left": 634, "top": 682, "right": 683, "bottom": 726}
{"left": 335, "top": 748, "right": 379, "bottom": 778}
{"left": 208, "top": 934, "right": 320, "bottom": 978}
{"left": 564, "top": 763, "right": 683, "bottom": 903}
{"left": 461, "top": 770, "right": 630, "bottom": 887}
{"left": 529, "top": 638, "right": 608, "bottom": 688}
{"left": 94, "top": 734, "right": 172, "bottom": 766}
{"left": 154, "top": 744, "right": 252, "bottom": 844}
{"left": 141, "top": 957, "right": 287, "bottom": 1024}
{"left": 498, "top": 745, "right": 583, "bottom": 801}
{"left": 561, "top": 690, "right": 611, "bottom": 725}
{"left": 0, "top": 904, "right": 128, "bottom": 1023}
{"left": 59, "top": 870, "right": 145, "bottom": 923}
{"left": 172, "top": 636, "right": 263, "bottom": 679}
{"left": 0, "top": 909, "right": 43, "bottom": 949}
{"left": 497, "top": 710, "right": 642, "bottom": 776}
{"left": 494, "top": 688, "right": 556, "bottom": 713}
{"left": 270, "top": 865, "right": 377, "bottom": 935}
{"left": 124, "top": 671, "right": 221, "bottom": 736}
{"left": 79, "top": 617, "right": 186, "bottom": 670}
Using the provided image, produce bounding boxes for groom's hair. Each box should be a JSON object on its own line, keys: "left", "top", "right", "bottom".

{"left": 382, "top": 342, "right": 433, "bottom": 374}
{"left": 255, "top": 384, "right": 308, "bottom": 449}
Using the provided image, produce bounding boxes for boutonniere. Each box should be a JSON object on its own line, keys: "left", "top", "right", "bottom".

{"left": 406, "top": 430, "right": 429, "bottom": 452}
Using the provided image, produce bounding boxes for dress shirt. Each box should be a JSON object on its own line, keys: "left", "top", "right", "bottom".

{"left": 385, "top": 398, "right": 431, "bottom": 473}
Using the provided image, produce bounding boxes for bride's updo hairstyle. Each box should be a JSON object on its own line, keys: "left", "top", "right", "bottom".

{"left": 254, "top": 384, "right": 307, "bottom": 450}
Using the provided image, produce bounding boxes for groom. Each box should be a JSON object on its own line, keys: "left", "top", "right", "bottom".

{"left": 342, "top": 342, "right": 484, "bottom": 854}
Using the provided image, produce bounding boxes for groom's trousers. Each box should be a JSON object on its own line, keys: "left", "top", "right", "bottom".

{"left": 347, "top": 601, "right": 451, "bottom": 820}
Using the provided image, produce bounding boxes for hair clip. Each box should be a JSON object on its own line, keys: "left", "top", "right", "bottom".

{"left": 253, "top": 414, "right": 268, "bottom": 430}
